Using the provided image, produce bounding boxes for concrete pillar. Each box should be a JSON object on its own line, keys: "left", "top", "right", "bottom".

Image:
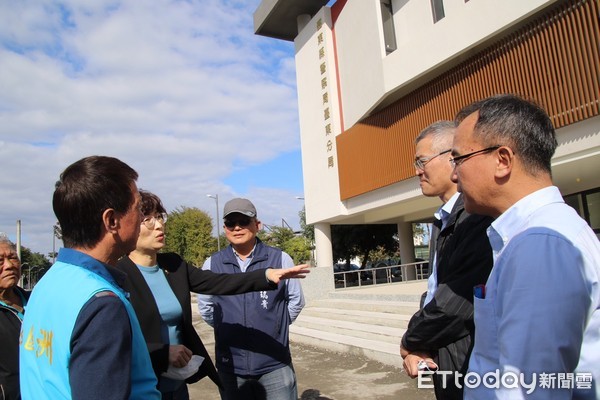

{"left": 314, "top": 222, "right": 333, "bottom": 268}
{"left": 302, "top": 222, "right": 334, "bottom": 303}
{"left": 397, "top": 221, "right": 416, "bottom": 280}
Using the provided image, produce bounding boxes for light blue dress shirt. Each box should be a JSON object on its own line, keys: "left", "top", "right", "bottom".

{"left": 465, "top": 186, "right": 600, "bottom": 400}
{"left": 423, "top": 192, "right": 460, "bottom": 306}
{"left": 197, "top": 244, "right": 305, "bottom": 327}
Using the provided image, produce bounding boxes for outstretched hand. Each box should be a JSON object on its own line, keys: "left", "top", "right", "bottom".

{"left": 267, "top": 264, "right": 311, "bottom": 284}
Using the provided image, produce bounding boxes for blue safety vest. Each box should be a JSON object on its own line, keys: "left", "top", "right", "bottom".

{"left": 20, "top": 261, "right": 159, "bottom": 399}
{"left": 210, "top": 241, "right": 292, "bottom": 375}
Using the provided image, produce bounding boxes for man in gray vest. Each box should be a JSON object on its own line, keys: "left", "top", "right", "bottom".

{"left": 198, "top": 198, "right": 305, "bottom": 400}
{"left": 400, "top": 122, "right": 493, "bottom": 399}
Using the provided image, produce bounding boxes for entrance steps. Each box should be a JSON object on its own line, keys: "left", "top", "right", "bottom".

{"left": 290, "top": 282, "right": 425, "bottom": 368}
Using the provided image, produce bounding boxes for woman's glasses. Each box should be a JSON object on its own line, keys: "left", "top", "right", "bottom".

{"left": 141, "top": 213, "right": 168, "bottom": 229}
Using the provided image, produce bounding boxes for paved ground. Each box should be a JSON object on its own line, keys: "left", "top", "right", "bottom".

{"left": 188, "top": 309, "right": 435, "bottom": 400}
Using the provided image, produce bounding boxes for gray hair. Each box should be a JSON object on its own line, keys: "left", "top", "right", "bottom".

{"left": 455, "top": 94, "right": 556, "bottom": 175}
{"left": 0, "top": 232, "right": 16, "bottom": 250}
{"left": 415, "top": 120, "right": 455, "bottom": 152}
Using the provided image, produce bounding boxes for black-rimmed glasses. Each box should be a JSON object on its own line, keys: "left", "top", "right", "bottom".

{"left": 414, "top": 149, "right": 451, "bottom": 170}
{"left": 449, "top": 145, "right": 501, "bottom": 168}
{"left": 141, "top": 213, "right": 168, "bottom": 229}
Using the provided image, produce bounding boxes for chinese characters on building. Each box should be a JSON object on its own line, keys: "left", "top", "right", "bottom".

{"left": 317, "top": 18, "right": 335, "bottom": 169}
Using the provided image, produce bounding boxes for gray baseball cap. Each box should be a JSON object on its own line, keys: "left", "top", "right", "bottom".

{"left": 223, "top": 198, "right": 257, "bottom": 218}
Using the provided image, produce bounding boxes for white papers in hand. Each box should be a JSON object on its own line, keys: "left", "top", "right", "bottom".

{"left": 161, "top": 355, "right": 205, "bottom": 380}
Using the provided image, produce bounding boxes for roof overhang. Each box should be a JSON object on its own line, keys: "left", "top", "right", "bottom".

{"left": 254, "top": 0, "right": 330, "bottom": 41}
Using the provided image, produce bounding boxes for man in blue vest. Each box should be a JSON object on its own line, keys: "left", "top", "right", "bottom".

{"left": 198, "top": 198, "right": 305, "bottom": 400}
{"left": 20, "top": 156, "right": 160, "bottom": 400}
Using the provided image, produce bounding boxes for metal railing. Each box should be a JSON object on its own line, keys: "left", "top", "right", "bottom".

{"left": 333, "top": 260, "right": 429, "bottom": 289}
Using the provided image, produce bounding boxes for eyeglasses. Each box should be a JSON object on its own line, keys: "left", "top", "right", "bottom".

{"left": 414, "top": 149, "right": 451, "bottom": 170}
{"left": 141, "top": 213, "right": 168, "bottom": 229}
{"left": 224, "top": 217, "right": 252, "bottom": 229}
{"left": 449, "top": 145, "right": 501, "bottom": 168}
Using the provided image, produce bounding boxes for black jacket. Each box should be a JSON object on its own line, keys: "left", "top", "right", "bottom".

{"left": 116, "top": 253, "right": 276, "bottom": 388}
{"left": 0, "top": 286, "right": 30, "bottom": 400}
{"left": 401, "top": 195, "right": 494, "bottom": 399}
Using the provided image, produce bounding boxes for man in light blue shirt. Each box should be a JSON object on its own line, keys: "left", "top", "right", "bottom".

{"left": 451, "top": 94, "right": 600, "bottom": 399}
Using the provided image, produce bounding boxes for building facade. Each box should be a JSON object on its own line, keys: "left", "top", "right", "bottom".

{"left": 254, "top": 0, "right": 600, "bottom": 294}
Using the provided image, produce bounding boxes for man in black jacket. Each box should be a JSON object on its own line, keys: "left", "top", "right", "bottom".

{"left": 400, "top": 121, "right": 493, "bottom": 399}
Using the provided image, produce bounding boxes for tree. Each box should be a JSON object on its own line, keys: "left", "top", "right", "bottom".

{"left": 331, "top": 224, "right": 397, "bottom": 269}
{"left": 283, "top": 236, "right": 312, "bottom": 264}
{"left": 163, "top": 207, "right": 215, "bottom": 266}
{"left": 20, "top": 246, "right": 52, "bottom": 288}
{"left": 299, "top": 206, "right": 314, "bottom": 243}
{"left": 259, "top": 225, "right": 295, "bottom": 249}
{"left": 259, "top": 226, "right": 311, "bottom": 264}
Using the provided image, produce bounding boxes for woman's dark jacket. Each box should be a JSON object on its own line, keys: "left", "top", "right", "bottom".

{"left": 0, "top": 286, "right": 30, "bottom": 400}
{"left": 116, "top": 253, "right": 276, "bottom": 388}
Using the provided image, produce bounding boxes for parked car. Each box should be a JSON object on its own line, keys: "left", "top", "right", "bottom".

{"left": 361, "top": 260, "right": 399, "bottom": 282}
{"left": 333, "top": 263, "right": 360, "bottom": 273}
{"left": 334, "top": 262, "right": 360, "bottom": 281}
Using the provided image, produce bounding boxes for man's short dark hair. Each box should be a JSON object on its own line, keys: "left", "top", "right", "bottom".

{"left": 53, "top": 156, "right": 139, "bottom": 249}
{"left": 455, "top": 94, "right": 557, "bottom": 175}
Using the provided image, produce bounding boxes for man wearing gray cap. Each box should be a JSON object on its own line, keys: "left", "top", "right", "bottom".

{"left": 198, "top": 198, "right": 305, "bottom": 400}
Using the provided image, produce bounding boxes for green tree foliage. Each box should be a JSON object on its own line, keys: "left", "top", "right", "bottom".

{"left": 20, "top": 246, "right": 52, "bottom": 288}
{"left": 163, "top": 207, "right": 215, "bottom": 266}
{"left": 259, "top": 226, "right": 311, "bottom": 264}
{"left": 331, "top": 224, "right": 397, "bottom": 269}
{"left": 298, "top": 206, "right": 314, "bottom": 243}
{"left": 259, "top": 225, "right": 294, "bottom": 249}
{"left": 283, "top": 236, "right": 312, "bottom": 264}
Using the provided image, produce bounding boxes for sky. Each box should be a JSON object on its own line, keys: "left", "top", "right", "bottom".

{"left": 0, "top": 0, "right": 306, "bottom": 257}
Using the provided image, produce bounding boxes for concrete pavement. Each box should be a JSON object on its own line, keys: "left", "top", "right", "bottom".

{"left": 188, "top": 282, "right": 435, "bottom": 399}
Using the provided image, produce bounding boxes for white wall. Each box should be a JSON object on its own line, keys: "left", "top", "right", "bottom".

{"left": 331, "top": 1, "right": 387, "bottom": 129}
{"left": 329, "top": 0, "right": 558, "bottom": 127}
{"left": 293, "top": 0, "right": 598, "bottom": 227}
{"left": 294, "top": 8, "right": 347, "bottom": 225}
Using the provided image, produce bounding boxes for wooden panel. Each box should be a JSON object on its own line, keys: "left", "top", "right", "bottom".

{"left": 337, "top": 0, "right": 600, "bottom": 200}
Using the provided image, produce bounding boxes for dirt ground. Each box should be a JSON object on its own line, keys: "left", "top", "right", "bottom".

{"left": 188, "top": 317, "right": 435, "bottom": 400}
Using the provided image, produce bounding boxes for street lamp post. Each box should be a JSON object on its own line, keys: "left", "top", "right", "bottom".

{"left": 207, "top": 194, "right": 221, "bottom": 252}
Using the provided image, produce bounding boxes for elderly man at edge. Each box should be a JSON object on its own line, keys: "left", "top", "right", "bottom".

{"left": 0, "top": 234, "right": 30, "bottom": 400}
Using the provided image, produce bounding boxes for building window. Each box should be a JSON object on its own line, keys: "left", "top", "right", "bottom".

{"left": 380, "top": 0, "right": 397, "bottom": 54}
{"left": 431, "top": 0, "right": 445, "bottom": 23}
{"left": 564, "top": 188, "right": 600, "bottom": 235}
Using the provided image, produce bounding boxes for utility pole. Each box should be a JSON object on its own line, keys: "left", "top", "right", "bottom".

{"left": 16, "top": 220, "right": 23, "bottom": 287}
{"left": 207, "top": 194, "right": 221, "bottom": 252}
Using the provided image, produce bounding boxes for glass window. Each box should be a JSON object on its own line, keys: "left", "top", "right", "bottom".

{"left": 564, "top": 193, "right": 584, "bottom": 216}
{"left": 431, "top": 0, "right": 445, "bottom": 22}
{"left": 380, "top": 0, "right": 397, "bottom": 54}
{"left": 584, "top": 191, "right": 600, "bottom": 233}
